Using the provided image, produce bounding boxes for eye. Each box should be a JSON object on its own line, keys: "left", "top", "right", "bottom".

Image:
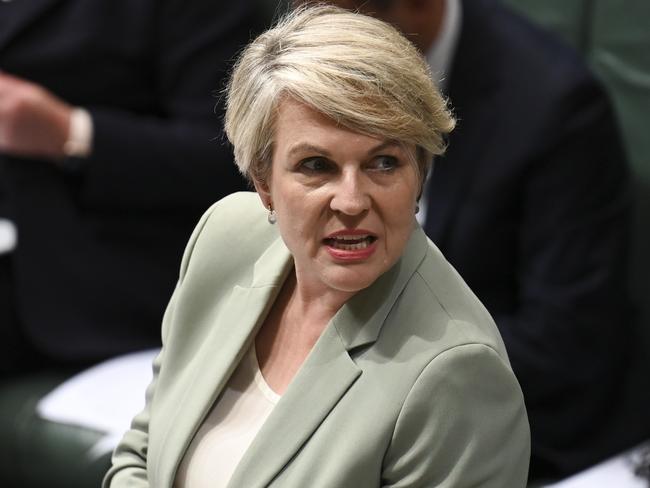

{"left": 299, "top": 157, "right": 334, "bottom": 173}
{"left": 368, "top": 155, "right": 399, "bottom": 172}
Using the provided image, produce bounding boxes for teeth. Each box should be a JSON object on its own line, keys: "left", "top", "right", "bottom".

{"left": 333, "top": 240, "right": 369, "bottom": 250}
{"left": 327, "top": 235, "right": 373, "bottom": 250}
{"left": 334, "top": 235, "right": 367, "bottom": 242}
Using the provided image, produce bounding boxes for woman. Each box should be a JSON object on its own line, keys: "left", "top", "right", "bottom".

{"left": 104, "top": 6, "right": 530, "bottom": 487}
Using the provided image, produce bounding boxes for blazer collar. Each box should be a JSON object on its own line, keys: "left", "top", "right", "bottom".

{"left": 332, "top": 224, "right": 429, "bottom": 350}
{"left": 158, "top": 236, "right": 293, "bottom": 487}
{"left": 251, "top": 235, "right": 294, "bottom": 287}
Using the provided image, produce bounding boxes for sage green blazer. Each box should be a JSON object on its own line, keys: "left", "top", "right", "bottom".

{"left": 104, "top": 192, "right": 530, "bottom": 488}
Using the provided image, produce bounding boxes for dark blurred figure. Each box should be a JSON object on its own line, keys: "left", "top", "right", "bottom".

{"left": 0, "top": 1, "right": 266, "bottom": 371}
{"left": 305, "top": 0, "right": 644, "bottom": 481}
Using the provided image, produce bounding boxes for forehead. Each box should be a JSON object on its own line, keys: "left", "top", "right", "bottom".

{"left": 275, "top": 98, "right": 337, "bottom": 131}
{"left": 273, "top": 98, "right": 389, "bottom": 153}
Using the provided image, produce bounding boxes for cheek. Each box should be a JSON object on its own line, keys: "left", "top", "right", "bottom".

{"left": 385, "top": 182, "right": 417, "bottom": 215}
{"left": 275, "top": 199, "right": 322, "bottom": 251}
{"left": 281, "top": 188, "right": 327, "bottom": 231}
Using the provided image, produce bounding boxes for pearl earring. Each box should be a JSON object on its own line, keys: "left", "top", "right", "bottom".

{"left": 267, "top": 203, "right": 277, "bottom": 224}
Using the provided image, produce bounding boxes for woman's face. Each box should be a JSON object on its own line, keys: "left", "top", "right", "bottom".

{"left": 256, "top": 98, "right": 420, "bottom": 296}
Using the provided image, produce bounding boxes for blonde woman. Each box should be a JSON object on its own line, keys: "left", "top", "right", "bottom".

{"left": 104, "top": 6, "right": 530, "bottom": 487}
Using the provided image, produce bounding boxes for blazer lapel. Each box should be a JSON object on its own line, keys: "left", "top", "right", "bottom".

{"left": 157, "top": 237, "right": 293, "bottom": 488}
{"left": 227, "top": 321, "right": 361, "bottom": 488}
{"left": 332, "top": 225, "right": 430, "bottom": 350}
{"left": 424, "top": 0, "right": 500, "bottom": 246}
{"left": 0, "top": 0, "right": 63, "bottom": 53}
{"left": 227, "top": 226, "right": 429, "bottom": 488}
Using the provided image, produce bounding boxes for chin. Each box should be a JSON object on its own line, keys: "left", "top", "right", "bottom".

{"left": 323, "top": 267, "right": 382, "bottom": 294}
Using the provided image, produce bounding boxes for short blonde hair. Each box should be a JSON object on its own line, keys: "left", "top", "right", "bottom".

{"left": 224, "top": 4, "right": 455, "bottom": 184}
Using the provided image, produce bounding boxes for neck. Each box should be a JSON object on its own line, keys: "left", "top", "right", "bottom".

{"left": 288, "top": 270, "right": 355, "bottom": 335}
{"left": 255, "top": 270, "right": 353, "bottom": 393}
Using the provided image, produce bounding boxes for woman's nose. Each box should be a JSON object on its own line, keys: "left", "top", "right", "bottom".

{"left": 330, "top": 171, "right": 370, "bottom": 216}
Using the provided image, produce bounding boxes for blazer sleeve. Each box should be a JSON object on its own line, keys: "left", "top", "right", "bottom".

{"left": 78, "top": 0, "right": 265, "bottom": 210}
{"left": 381, "top": 343, "right": 530, "bottom": 487}
{"left": 102, "top": 296, "right": 173, "bottom": 488}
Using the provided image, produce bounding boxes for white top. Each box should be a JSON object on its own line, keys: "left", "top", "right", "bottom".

{"left": 418, "top": 0, "right": 463, "bottom": 225}
{"left": 174, "top": 345, "right": 280, "bottom": 488}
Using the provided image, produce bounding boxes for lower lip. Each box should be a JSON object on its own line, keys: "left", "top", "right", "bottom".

{"left": 324, "top": 240, "right": 377, "bottom": 261}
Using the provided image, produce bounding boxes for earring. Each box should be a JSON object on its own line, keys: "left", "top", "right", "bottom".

{"left": 415, "top": 204, "right": 420, "bottom": 214}
{"left": 267, "top": 203, "right": 277, "bottom": 225}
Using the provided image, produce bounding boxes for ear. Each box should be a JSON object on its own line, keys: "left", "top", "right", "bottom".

{"left": 252, "top": 177, "right": 272, "bottom": 209}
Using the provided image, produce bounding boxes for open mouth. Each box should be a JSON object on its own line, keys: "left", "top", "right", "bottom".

{"left": 323, "top": 235, "right": 377, "bottom": 250}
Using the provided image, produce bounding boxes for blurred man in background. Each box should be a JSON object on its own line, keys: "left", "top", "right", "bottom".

{"left": 0, "top": 1, "right": 265, "bottom": 372}
{"left": 307, "top": 0, "right": 644, "bottom": 481}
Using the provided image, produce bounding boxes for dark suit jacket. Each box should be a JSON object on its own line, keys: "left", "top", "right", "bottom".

{"left": 0, "top": 0, "right": 265, "bottom": 362}
{"left": 425, "top": 0, "right": 641, "bottom": 480}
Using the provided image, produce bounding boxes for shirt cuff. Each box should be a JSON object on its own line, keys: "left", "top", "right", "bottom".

{"left": 63, "top": 107, "right": 93, "bottom": 159}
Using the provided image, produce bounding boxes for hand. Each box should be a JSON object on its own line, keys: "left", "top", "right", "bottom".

{"left": 0, "top": 72, "right": 72, "bottom": 160}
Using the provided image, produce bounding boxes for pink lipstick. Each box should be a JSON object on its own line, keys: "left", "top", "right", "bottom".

{"left": 323, "top": 229, "right": 378, "bottom": 261}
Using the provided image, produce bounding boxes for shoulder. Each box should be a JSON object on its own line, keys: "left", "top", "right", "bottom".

{"left": 449, "top": 0, "right": 617, "bottom": 175}
{"left": 458, "top": 0, "right": 600, "bottom": 103}
{"left": 378, "top": 237, "right": 530, "bottom": 484}
{"left": 407, "top": 238, "right": 510, "bottom": 361}
{"left": 364, "top": 232, "right": 514, "bottom": 404}
{"left": 382, "top": 339, "right": 530, "bottom": 486}
{"left": 200, "top": 191, "right": 268, "bottom": 232}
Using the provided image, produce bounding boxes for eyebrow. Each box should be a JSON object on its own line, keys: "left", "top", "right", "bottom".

{"left": 287, "top": 140, "right": 401, "bottom": 158}
{"left": 287, "top": 143, "right": 332, "bottom": 158}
